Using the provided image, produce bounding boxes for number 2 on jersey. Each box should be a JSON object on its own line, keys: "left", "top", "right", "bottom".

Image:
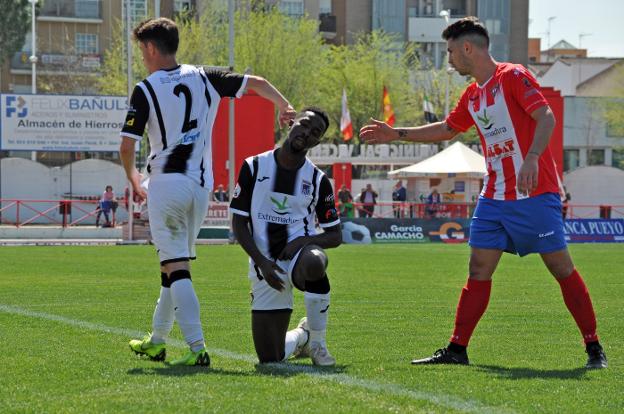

{"left": 173, "top": 84, "right": 198, "bottom": 133}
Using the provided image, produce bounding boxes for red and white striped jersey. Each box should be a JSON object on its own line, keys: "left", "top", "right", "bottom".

{"left": 446, "top": 62, "right": 559, "bottom": 200}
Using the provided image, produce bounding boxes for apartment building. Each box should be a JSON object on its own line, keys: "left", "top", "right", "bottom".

{"left": 0, "top": 0, "right": 195, "bottom": 94}
{"left": 329, "top": 0, "right": 527, "bottom": 68}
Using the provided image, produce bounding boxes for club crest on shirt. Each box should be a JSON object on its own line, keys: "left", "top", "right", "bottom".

{"left": 491, "top": 84, "right": 500, "bottom": 98}
{"left": 233, "top": 183, "right": 241, "bottom": 198}
{"left": 301, "top": 180, "right": 312, "bottom": 196}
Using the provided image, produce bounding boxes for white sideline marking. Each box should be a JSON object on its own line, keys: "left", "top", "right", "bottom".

{"left": 0, "top": 304, "right": 514, "bottom": 414}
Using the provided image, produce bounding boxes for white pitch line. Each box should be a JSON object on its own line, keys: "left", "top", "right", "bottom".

{"left": 0, "top": 304, "right": 515, "bottom": 414}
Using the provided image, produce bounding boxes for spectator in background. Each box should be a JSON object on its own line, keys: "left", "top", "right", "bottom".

{"left": 96, "top": 185, "right": 116, "bottom": 227}
{"left": 337, "top": 185, "right": 354, "bottom": 217}
{"left": 392, "top": 180, "right": 407, "bottom": 218}
{"left": 426, "top": 188, "right": 441, "bottom": 219}
{"left": 561, "top": 187, "right": 571, "bottom": 220}
{"left": 359, "top": 184, "right": 378, "bottom": 218}
{"left": 213, "top": 184, "right": 229, "bottom": 202}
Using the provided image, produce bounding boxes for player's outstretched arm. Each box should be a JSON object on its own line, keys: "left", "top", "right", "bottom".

{"left": 232, "top": 214, "right": 285, "bottom": 291}
{"left": 245, "top": 76, "right": 296, "bottom": 128}
{"left": 359, "top": 119, "right": 459, "bottom": 144}
{"left": 278, "top": 224, "right": 342, "bottom": 261}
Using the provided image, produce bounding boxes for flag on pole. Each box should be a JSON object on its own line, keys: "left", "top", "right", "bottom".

{"left": 383, "top": 85, "right": 395, "bottom": 126}
{"left": 340, "top": 88, "right": 353, "bottom": 141}
{"left": 423, "top": 94, "right": 439, "bottom": 123}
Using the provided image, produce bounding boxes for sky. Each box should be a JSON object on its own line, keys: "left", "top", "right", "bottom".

{"left": 529, "top": 0, "right": 624, "bottom": 58}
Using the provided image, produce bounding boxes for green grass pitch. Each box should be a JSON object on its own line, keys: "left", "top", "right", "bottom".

{"left": 0, "top": 243, "right": 621, "bottom": 413}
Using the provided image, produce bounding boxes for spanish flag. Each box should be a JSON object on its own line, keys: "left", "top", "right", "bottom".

{"left": 340, "top": 88, "right": 353, "bottom": 141}
{"left": 383, "top": 85, "right": 395, "bottom": 126}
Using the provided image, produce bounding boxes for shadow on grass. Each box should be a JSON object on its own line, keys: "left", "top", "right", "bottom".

{"left": 127, "top": 366, "right": 253, "bottom": 377}
{"left": 126, "top": 362, "right": 347, "bottom": 378}
{"left": 254, "top": 362, "right": 348, "bottom": 378}
{"left": 475, "top": 364, "right": 589, "bottom": 380}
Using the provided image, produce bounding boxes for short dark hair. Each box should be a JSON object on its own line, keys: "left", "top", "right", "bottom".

{"left": 301, "top": 106, "right": 330, "bottom": 133}
{"left": 442, "top": 16, "right": 489, "bottom": 48}
{"left": 133, "top": 18, "right": 179, "bottom": 55}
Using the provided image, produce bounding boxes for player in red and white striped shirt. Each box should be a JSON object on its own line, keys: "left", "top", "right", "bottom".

{"left": 359, "top": 17, "right": 606, "bottom": 369}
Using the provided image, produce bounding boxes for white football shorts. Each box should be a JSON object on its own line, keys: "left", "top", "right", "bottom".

{"left": 248, "top": 249, "right": 303, "bottom": 311}
{"left": 147, "top": 173, "right": 210, "bottom": 264}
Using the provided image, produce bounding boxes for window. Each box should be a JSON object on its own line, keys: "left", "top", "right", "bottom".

{"left": 76, "top": 33, "right": 98, "bottom": 54}
{"left": 122, "top": 0, "right": 147, "bottom": 26}
{"left": 75, "top": 0, "right": 100, "bottom": 19}
{"left": 174, "top": 0, "right": 193, "bottom": 12}
{"left": 612, "top": 148, "right": 624, "bottom": 170}
{"left": 588, "top": 149, "right": 605, "bottom": 166}
{"left": 279, "top": 0, "right": 304, "bottom": 17}
{"left": 319, "top": 0, "right": 331, "bottom": 14}
{"left": 564, "top": 149, "right": 579, "bottom": 171}
{"left": 408, "top": 7, "right": 418, "bottom": 17}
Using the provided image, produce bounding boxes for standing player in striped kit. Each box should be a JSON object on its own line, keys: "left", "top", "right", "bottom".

{"left": 230, "top": 107, "right": 342, "bottom": 365}
{"left": 359, "top": 17, "right": 607, "bottom": 369}
{"left": 120, "top": 18, "right": 295, "bottom": 366}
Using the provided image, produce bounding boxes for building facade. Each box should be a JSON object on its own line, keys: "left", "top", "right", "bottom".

{"left": 1, "top": 0, "right": 195, "bottom": 95}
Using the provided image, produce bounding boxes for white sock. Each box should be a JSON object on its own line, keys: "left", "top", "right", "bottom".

{"left": 170, "top": 278, "right": 205, "bottom": 349}
{"left": 151, "top": 287, "right": 174, "bottom": 344}
{"left": 283, "top": 328, "right": 308, "bottom": 361}
{"left": 304, "top": 291, "right": 330, "bottom": 347}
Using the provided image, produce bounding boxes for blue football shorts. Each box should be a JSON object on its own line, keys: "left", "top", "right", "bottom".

{"left": 469, "top": 192, "right": 567, "bottom": 257}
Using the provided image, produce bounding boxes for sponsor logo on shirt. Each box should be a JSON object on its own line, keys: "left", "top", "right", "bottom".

{"left": 257, "top": 212, "right": 300, "bottom": 224}
{"left": 325, "top": 193, "right": 334, "bottom": 203}
{"left": 486, "top": 139, "right": 516, "bottom": 160}
{"left": 325, "top": 208, "right": 337, "bottom": 220}
{"left": 477, "top": 109, "right": 494, "bottom": 130}
{"left": 270, "top": 195, "right": 290, "bottom": 215}
{"left": 176, "top": 131, "right": 200, "bottom": 145}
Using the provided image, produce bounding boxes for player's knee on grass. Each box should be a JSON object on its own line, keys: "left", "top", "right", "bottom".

{"left": 252, "top": 311, "right": 291, "bottom": 363}
{"left": 292, "top": 245, "right": 328, "bottom": 289}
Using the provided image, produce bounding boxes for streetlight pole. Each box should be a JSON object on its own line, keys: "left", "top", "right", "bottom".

{"left": 30, "top": 0, "right": 38, "bottom": 161}
{"left": 228, "top": 0, "right": 235, "bottom": 204}
{"left": 440, "top": 10, "right": 453, "bottom": 118}
{"left": 126, "top": 0, "right": 134, "bottom": 240}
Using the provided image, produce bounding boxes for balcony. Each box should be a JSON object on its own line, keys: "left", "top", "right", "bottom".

{"left": 10, "top": 52, "right": 101, "bottom": 74}
{"left": 319, "top": 13, "right": 336, "bottom": 39}
{"left": 40, "top": 0, "right": 102, "bottom": 21}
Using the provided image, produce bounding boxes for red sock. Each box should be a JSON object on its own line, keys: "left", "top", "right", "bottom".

{"left": 557, "top": 269, "right": 599, "bottom": 343}
{"left": 449, "top": 278, "right": 492, "bottom": 347}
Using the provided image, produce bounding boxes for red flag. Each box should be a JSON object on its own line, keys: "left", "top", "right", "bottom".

{"left": 383, "top": 85, "right": 395, "bottom": 126}
{"left": 340, "top": 88, "right": 353, "bottom": 141}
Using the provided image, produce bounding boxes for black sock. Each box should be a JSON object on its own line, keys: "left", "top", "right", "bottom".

{"left": 448, "top": 342, "right": 467, "bottom": 354}
{"left": 586, "top": 341, "right": 601, "bottom": 350}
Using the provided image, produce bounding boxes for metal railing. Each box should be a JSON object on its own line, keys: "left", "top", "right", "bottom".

{"left": 0, "top": 198, "right": 125, "bottom": 228}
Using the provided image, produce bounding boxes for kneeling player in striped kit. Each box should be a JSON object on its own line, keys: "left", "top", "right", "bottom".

{"left": 230, "top": 107, "right": 342, "bottom": 365}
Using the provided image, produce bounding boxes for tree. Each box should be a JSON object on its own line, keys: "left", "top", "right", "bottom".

{"left": 315, "top": 32, "right": 424, "bottom": 141}
{"left": 97, "top": 19, "right": 147, "bottom": 95}
{"left": 0, "top": 0, "right": 31, "bottom": 66}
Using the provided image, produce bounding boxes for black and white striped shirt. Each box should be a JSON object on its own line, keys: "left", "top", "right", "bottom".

{"left": 230, "top": 149, "right": 340, "bottom": 260}
{"left": 120, "top": 64, "right": 247, "bottom": 190}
